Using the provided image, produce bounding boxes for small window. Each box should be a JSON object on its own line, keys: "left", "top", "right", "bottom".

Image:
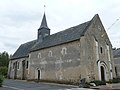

{"left": 17, "top": 62, "right": 19, "bottom": 69}
{"left": 26, "top": 61, "right": 29, "bottom": 69}
{"left": 61, "top": 47, "right": 67, "bottom": 55}
{"left": 48, "top": 51, "right": 52, "bottom": 57}
{"left": 100, "top": 47, "right": 103, "bottom": 53}
{"left": 38, "top": 53, "right": 41, "bottom": 58}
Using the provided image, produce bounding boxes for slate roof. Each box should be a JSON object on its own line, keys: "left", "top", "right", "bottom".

{"left": 11, "top": 14, "right": 96, "bottom": 60}
{"left": 31, "top": 21, "right": 91, "bottom": 51}
{"left": 113, "top": 49, "right": 120, "bottom": 57}
{"left": 11, "top": 40, "right": 36, "bottom": 60}
{"left": 39, "top": 13, "right": 49, "bottom": 29}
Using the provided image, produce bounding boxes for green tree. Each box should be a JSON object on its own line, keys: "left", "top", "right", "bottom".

{"left": 0, "top": 66, "right": 8, "bottom": 77}
{"left": 0, "top": 51, "right": 10, "bottom": 77}
{"left": 0, "top": 51, "right": 9, "bottom": 67}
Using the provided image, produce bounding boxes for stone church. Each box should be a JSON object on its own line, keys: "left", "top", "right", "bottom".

{"left": 8, "top": 13, "right": 115, "bottom": 82}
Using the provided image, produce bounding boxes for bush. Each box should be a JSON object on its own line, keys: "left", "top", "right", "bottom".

{"left": 0, "top": 75, "right": 4, "bottom": 87}
{"left": 0, "top": 66, "right": 8, "bottom": 78}
{"left": 112, "top": 78, "right": 120, "bottom": 83}
{"left": 90, "top": 80, "right": 106, "bottom": 86}
{"left": 106, "top": 78, "right": 120, "bottom": 84}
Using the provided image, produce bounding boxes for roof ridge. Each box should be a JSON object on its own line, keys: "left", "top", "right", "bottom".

{"left": 21, "top": 40, "right": 36, "bottom": 45}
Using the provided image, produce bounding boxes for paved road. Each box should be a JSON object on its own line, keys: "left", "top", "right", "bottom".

{"left": 0, "top": 79, "right": 94, "bottom": 90}
{"left": 1, "top": 79, "right": 120, "bottom": 90}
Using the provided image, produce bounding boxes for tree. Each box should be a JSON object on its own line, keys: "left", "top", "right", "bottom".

{"left": 0, "top": 51, "right": 10, "bottom": 67}
{"left": 0, "top": 67, "right": 8, "bottom": 77}
{"left": 0, "top": 51, "right": 10, "bottom": 77}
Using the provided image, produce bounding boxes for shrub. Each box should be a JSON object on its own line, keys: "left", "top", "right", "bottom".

{"left": 0, "top": 75, "right": 4, "bottom": 87}
{"left": 106, "top": 78, "right": 120, "bottom": 84}
{"left": 112, "top": 78, "right": 120, "bottom": 83}
{"left": 90, "top": 80, "right": 106, "bottom": 86}
{"left": 0, "top": 66, "right": 8, "bottom": 78}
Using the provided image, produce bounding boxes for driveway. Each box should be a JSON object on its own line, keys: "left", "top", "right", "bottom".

{"left": 3, "top": 79, "right": 120, "bottom": 90}
{"left": 0, "top": 79, "right": 94, "bottom": 90}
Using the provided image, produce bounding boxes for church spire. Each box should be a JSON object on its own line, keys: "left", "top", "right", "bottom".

{"left": 39, "top": 13, "right": 49, "bottom": 29}
{"left": 38, "top": 12, "right": 50, "bottom": 41}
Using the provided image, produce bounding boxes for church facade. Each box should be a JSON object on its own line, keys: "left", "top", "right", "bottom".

{"left": 8, "top": 13, "right": 115, "bottom": 82}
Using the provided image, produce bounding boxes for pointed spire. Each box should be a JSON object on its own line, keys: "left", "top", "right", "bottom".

{"left": 37, "top": 12, "right": 50, "bottom": 40}
{"left": 39, "top": 13, "right": 49, "bottom": 29}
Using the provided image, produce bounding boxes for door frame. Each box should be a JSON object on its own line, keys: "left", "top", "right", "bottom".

{"left": 100, "top": 66, "right": 105, "bottom": 81}
{"left": 35, "top": 68, "right": 41, "bottom": 80}
{"left": 98, "top": 61, "right": 108, "bottom": 81}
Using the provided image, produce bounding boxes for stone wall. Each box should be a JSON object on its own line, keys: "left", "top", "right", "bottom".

{"left": 81, "top": 15, "right": 115, "bottom": 81}
{"left": 8, "top": 57, "right": 28, "bottom": 80}
{"left": 28, "top": 15, "right": 115, "bottom": 82}
{"left": 29, "top": 40, "right": 81, "bottom": 82}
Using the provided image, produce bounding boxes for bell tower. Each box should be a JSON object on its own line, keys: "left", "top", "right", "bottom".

{"left": 38, "top": 13, "right": 50, "bottom": 42}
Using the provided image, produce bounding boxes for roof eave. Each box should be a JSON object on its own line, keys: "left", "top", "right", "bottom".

{"left": 30, "top": 39, "right": 80, "bottom": 52}
{"left": 10, "top": 55, "right": 28, "bottom": 60}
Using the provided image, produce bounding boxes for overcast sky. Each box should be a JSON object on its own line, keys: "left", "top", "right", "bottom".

{"left": 0, "top": 0, "right": 120, "bottom": 54}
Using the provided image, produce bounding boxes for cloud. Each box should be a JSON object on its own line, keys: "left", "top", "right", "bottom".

{"left": 0, "top": 0, "right": 120, "bottom": 54}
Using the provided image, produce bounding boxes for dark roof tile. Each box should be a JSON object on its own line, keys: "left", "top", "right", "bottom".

{"left": 31, "top": 21, "right": 91, "bottom": 51}
{"left": 113, "top": 49, "right": 120, "bottom": 57}
{"left": 11, "top": 17, "right": 92, "bottom": 59}
{"left": 39, "top": 13, "right": 49, "bottom": 29}
{"left": 11, "top": 40, "right": 36, "bottom": 60}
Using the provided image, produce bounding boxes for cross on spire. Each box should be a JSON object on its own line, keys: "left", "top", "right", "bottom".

{"left": 44, "top": 5, "right": 46, "bottom": 13}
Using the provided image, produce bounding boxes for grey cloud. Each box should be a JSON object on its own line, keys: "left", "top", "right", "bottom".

{"left": 0, "top": 35, "right": 20, "bottom": 41}
{"left": 3, "top": 42, "right": 18, "bottom": 49}
{"left": 0, "top": 0, "right": 120, "bottom": 54}
{"left": 0, "top": 12, "right": 42, "bottom": 28}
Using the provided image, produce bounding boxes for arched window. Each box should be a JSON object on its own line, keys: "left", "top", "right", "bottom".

{"left": 48, "top": 51, "right": 52, "bottom": 57}
{"left": 61, "top": 47, "right": 67, "bottom": 55}
{"left": 38, "top": 53, "right": 41, "bottom": 58}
